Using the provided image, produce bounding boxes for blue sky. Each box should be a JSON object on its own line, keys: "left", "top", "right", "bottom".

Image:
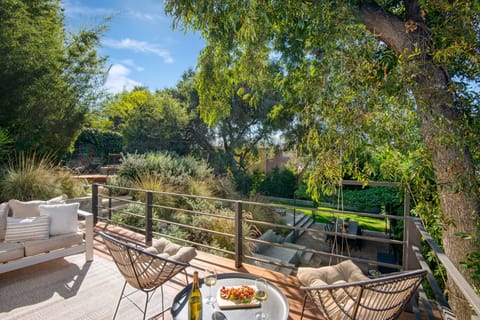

{"left": 63, "top": 0, "right": 205, "bottom": 94}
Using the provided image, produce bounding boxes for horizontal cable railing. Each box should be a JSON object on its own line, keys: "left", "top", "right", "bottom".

{"left": 93, "top": 183, "right": 405, "bottom": 270}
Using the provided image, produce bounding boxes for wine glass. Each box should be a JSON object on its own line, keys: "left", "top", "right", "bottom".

{"left": 254, "top": 278, "right": 269, "bottom": 320}
{"left": 204, "top": 267, "right": 217, "bottom": 305}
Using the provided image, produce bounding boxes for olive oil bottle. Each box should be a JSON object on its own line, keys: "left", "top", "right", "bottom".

{"left": 188, "top": 271, "right": 202, "bottom": 320}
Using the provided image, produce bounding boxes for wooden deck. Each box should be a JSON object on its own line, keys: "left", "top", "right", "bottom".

{"left": 94, "top": 222, "right": 439, "bottom": 320}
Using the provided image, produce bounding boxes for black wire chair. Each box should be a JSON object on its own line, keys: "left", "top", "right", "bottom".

{"left": 100, "top": 231, "right": 190, "bottom": 320}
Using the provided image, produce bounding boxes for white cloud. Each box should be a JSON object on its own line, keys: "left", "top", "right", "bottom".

{"left": 63, "top": 0, "right": 114, "bottom": 17}
{"left": 103, "top": 38, "right": 174, "bottom": 64}
{"left": 105, "top": 64, "right": 143, "bottom": 94}
{"left": 127, "top": 9, "right": 165, "bottom": 22}
{"left": 120, "top": 59, "right": 145, "bottom": 71}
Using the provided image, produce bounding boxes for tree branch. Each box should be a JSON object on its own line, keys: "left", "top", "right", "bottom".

{"left": 358, "top": 2, "right": 413, "bottom": 55}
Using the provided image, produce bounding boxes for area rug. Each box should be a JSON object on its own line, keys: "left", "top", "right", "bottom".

{"left": 0, "top": 254, "right": 177, "bottom": 320}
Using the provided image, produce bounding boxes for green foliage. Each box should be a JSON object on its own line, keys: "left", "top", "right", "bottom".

{"left": 319, "top": 187, "right": 402, "bottom": 213}
{"left": 100, "top": 89, "right": 192, "bottom": 155}
{"left": 457, "top": 223, "right": 480, "bottom": 286}
{"left": 118, "top": 152, "right": 213, "bottom": 186}
{"left": 0, "top": 0, "right": 106, "bottom": 156}
{"left": 113, "top": 152, "right": 237, "bottom": 205}
{"left": 165, "top": 5, "right": 480, "bottom": 312}
{"left": 72, "top": 128, "right": 122, "bottom": 163}
{"left": 0, "top": 128, "right": 13, "bottom": 163}
{"left": 112, "top": 203, "right": 145, "bottom": 229}
{"left": 254, "top": 167, "right": 297, "bottom": 199}
{"left": 0, "top": 153, "right": 86, "bottom": 201}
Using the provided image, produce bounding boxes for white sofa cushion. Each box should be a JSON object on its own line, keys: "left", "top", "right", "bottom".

{"left": 4, "top": 216, "right": 50, "bottom": 242}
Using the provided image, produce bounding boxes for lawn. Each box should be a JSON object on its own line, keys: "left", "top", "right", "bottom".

{"left": 276, "top": 203, "right": 388, "bottom": 232}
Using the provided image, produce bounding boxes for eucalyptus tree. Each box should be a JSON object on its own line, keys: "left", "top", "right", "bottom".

{"left": 0, "top": 0, "right": 106, "bottom": 156}
{"left": 165, "top": 1, "right": 479, "bottom": 317}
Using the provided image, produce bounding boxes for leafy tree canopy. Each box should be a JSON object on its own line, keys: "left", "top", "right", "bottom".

{"left": 102, "top": 89, "right": 192, "bottom": 155}
{"left": 0, "top": 0, "right": 106, "bottom": 156}
{"left": 165, "top": 1, "right": 479, "bottom": 317}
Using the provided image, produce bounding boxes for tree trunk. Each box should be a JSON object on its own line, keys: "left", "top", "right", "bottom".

{"left": 359, "top": 2, "right": 480, "bottom": 319}
{"left": 413, "top": 62, "right": 479, "bottom": 320}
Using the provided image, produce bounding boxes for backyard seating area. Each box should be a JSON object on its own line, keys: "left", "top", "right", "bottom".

{"left": 0, "top": 221, "right": 440, "bottom": 320}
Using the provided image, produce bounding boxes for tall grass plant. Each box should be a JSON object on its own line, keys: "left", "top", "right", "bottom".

{"left": 0, "top": 153, "right": 86, "bottom": 201}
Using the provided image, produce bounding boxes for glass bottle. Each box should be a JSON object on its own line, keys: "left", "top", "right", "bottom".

{"left": 188, "top": 271, "right": 202, "bottom": 320}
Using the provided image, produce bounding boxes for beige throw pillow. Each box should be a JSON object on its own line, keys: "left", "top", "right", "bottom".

{"left": 8, "top": 200, "right": 46, "bottom": 218}
{"left": 8, "top": 196, "right": 67, "bottom": 218}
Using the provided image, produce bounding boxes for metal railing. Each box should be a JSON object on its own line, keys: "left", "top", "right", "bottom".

{"left": 91, "top": 182, "right": 480, "bottom": 319}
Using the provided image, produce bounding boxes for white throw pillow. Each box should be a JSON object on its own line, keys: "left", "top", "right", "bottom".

{"left": 4, "top": 215, "right": 50, "bottom": 242}
{"left": 39, "top": 202, "right": 79, "bottom": 236}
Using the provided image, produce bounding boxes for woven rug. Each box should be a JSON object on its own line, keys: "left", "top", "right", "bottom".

{"left": 0, "top": 254, "right": 178, "bottom": 320}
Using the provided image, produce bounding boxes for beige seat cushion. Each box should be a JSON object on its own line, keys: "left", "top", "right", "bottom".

{"left": 146, "top": 237, "right": 197, "bottom": 263}
{"left": 297, "top": 260, "right": 368, "bottom": 287}
{"left": 23, "top": 232, "right": 83, "bottom": 256}
{"left": 0, "top": 242, "right": 25, "bottom": 263}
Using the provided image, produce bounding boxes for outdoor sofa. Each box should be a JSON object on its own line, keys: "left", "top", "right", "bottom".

{"left": 0, "top": 197, "right": 93, "bottom": 274}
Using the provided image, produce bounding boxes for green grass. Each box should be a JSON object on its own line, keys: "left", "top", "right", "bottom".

{"left": 291, "top": 207, "right": 387, "bottom": 232}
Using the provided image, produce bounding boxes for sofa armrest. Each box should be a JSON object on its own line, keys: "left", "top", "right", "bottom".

{"left": 78, "top": 209, "right": 94, "bottom": 261}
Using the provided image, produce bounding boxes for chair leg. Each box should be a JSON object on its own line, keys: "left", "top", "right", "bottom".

{"left": 113, "top": 281, "right": 128, "bottom": 320}
{"left": 184, "top": 269, "right": 189, "bottom": 285}
{"left": 300, "top": 294, "right": 308, "bottom": 320}
{"left": 143, "top": 287, "right": 163, "bottom": 320}
{"left": 143, "top": 291, "right": 149, "bottom": 320}
{"left": 161, "top": 285, "right": 164, "bottom": 320}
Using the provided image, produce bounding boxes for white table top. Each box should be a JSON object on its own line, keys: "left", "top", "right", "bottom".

{"left": 171, "top": 272, "right": 289, "bottom": 320}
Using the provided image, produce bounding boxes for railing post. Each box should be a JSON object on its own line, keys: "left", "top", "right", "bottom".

{"left": 108, "top": 187, "right": 112, "bottom": 220}
{"left": 403, "top": 191, "right": 421, "bottom": 270}
{"left": 92, "top": 183, "right": 98, "bottom": 224}
{"left": 403, "top": 190, "right": 410, "bottom": 270}
{"left": 234, "top": 201, "right": 243, "bottom": 268}
{"left": 145, "top": 191, "right": 153, "bottom": 246}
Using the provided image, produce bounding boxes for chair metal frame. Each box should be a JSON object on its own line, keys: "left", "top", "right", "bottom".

{"left": 300, "top": 269, "right": 427, "bottom": 320}
{"left": 100, "top": 231, "right": 190, "bottom": 320}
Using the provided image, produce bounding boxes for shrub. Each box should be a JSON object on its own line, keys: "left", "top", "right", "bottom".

{"left": 0, "top": 153, "right": 86, "bottom": 201}
{"left": 116, "top": 152, "right": 233, "bottom": 198}
{"left": 112, "top": 203, "right": 145, "bottom": 228}
{"left": 256, "top": 167, "right": 297, "bottom": 198}
{"left": 72, "top": 128, "right": 123, "bottom": 164}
